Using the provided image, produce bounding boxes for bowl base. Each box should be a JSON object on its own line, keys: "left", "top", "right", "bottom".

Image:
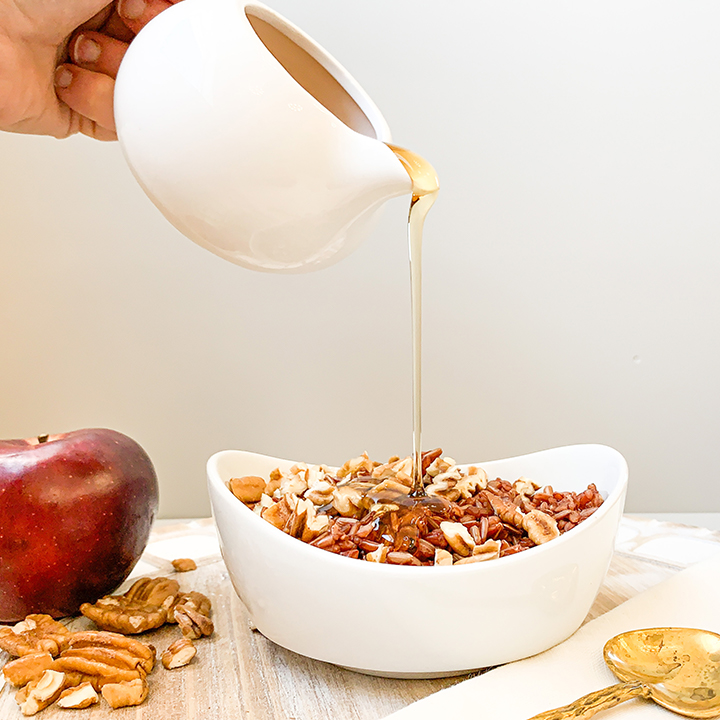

{"left": 338, "top": 664, "right": 481, "bottom": 679}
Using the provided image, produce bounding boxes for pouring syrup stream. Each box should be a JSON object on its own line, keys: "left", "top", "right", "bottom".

{"left": 386, "top": 144, "right": 439, "bottom": 496}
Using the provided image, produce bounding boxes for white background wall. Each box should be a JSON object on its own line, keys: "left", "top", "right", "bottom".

{"left": 1, "top": 0, "right": 719, "bottom": 518}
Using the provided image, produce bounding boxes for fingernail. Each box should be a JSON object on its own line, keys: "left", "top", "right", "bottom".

{"left": 75, "top": 34, "right": 102, "bottom": 64}
{"left": 118, "top": 0, "right": 147, "bottom": 20}
{"left": 54, "top": 67, "right": 73, "bottom": 89}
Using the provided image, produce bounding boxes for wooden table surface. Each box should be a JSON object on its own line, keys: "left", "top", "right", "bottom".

{"left": 2, "top": 517, "right": 719, "bottom": 720}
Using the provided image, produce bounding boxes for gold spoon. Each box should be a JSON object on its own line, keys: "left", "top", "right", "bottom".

{"left": 529, "top": 628, "right": 720, "bottom": 720}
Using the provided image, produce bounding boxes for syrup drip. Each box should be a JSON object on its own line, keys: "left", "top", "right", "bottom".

{"left": 386, "top": 144, "right": 439, "bottom": 496}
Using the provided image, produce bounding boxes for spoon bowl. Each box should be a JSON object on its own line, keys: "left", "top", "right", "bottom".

{"left": 605, "top": 628, "right": 720, "bottom": 718}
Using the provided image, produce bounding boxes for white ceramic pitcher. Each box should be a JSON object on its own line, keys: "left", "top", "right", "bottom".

{"left": 114, "top": 0, "right": 412, "bottom": 273}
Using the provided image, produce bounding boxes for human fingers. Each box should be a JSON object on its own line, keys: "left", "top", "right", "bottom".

{"left": 54, "top": 64, "right": 117, "bottom": 137}
{"left": 70, "top": 31, "right": 129, "bottom": 80}
{"left": 101, "top": 9, "right": 136, "bottom": 43}
{"left": 116, "top": 0, "right": 178, "bottom": 34}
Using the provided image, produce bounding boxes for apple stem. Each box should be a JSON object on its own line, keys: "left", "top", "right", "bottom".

{"left": 37, "top": 434, "right": 49, "bottom": 443}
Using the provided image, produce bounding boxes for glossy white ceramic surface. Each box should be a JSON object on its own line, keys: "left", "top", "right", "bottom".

{"left": 207, "top": 444, "right": 628, "bottom": 677}
{"left": 114, "top": 0, "right": 411, "bottom": 273}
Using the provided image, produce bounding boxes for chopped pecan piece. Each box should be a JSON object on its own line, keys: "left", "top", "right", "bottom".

{"left": 364, "top": 545, "right": 389, "bottom": 563}
{"left": 175, "top": 604, "right": 214, "bottom": 639}
{"left": 167, "top": 591, "right": 212, "bottom": 622}
{"left": 337, "top": 452, "right": 376, "bottom": 479}
{"left": 332, "top": 486, "right": 363, "bottom": 517}
{"left": 171, "top": 557, "right": 197, "bottom": 572}
{"left": 229, "top": 475, "right": 266, "bottom": 503}
{"left": 2, "top": 652, "right": 53, "bottom": 687}
{"left": 304, "top": 480, "right": 335, "bottom": 506}
{"left": 16, "top": 669, "right": 66, "bottom": 716}
{"left": 56, "top": 682, "right": 99, "bottom": 709}
{"left": 0, "top": 615, "right": 71, "bottom": 658}
{"left": 261, "top": 494, "right": 294, "bottom": 529}
{"left": 440, "top": 521, "right": 475, "bottom": 557}
{"left": 162, "top": 638, "right": 197, "bottom": 669}
{"left": 472, "top": 539, "right": 501, "bottom": 561}
{"left": 100, "top": 677, "right": 149, "bottom": 709}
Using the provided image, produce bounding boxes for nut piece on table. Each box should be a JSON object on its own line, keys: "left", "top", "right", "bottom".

{"left": 161, "top": 638, "right": 197, "bottom": 669}
{"left": 171, "top": 557, "right": 197, "bottom": 572}
{"left": 2, "top": 652, "right": 54, "bottom": 687}
{"left": 50, "top": 654, "right": 144, "bottom": 689}
{"left": 15, "top": 669, "right": 66, "bottom": 716}
{"left": 167, "top": 591, "right": 212, "bottom": 622}
{"left": 123, "top": 576, "right": 180, "bottom": 608}
{"left": 175, "top": 605, "right": 214, "bottom": 640}
{"left": 80, "top": 596, "right": 167, "bottom": 634}
{"left": 56, "top": 682, "right": 99, "bottom": 709}
{"left": 228, "top": 475, "right": 266, "bottom": 503}
{"left": 100, "top": 677, "right": 149, "bottom": 709}
{"left": 60, "top": 645, "right": 147, "bottom": 673}
{"left": 67, "top": 631, "right": 156, "bottom": 674}
{"left": 167, "top": 590, "right": 213, "bottom": 639}
{"left": 0, "top": 615, "right": 71, "bottom": 658}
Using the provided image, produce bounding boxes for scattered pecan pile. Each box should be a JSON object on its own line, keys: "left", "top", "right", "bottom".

{"left": 0, "top": 573, "right": 211, "bottom": 715}
{"left": 229, "top": 449, "right": 604, "bottom": 566}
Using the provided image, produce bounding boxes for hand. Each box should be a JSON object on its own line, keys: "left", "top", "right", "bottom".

{"left": 0, "top": 0, "right": 180, "bottom": 140}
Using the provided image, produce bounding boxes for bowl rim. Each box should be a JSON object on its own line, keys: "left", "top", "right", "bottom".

{"left": 207, "top": 443, "right": 628, "bottom": 575}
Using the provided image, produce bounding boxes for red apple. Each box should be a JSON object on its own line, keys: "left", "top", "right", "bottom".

{"left": 0, "top": 428, "right": 158, "bottom": 622}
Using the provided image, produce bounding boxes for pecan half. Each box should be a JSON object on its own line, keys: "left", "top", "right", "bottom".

{"left": 67, "top": 631, "right": 156, "bottom": 674}
{"left": 162, "top": 638, "right": 197, "bottom": 669}
{"left": 49, "top": 656, "right": 143, "bottom": 689}
{"left": 100, "top": 677, "right": 149, "bottom": 709}
{"left": 0, "top": 615, "right": 71, "bottom": 658}
{"left": 124, "top": 576, "right": 180, "bottom": 608}
{"left": 80, "top": 596, "right": 167, "bottom": 634}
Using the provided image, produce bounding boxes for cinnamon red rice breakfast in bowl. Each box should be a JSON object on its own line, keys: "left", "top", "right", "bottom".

{"left": 207, "top": 444, "right": 627, "bottom": 677}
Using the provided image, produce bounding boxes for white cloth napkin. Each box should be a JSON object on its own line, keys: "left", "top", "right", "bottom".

{"left": 383, "top": 554, "right": 720, "bottom": 720}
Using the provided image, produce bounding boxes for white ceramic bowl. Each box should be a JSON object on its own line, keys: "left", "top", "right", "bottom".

{"left": 207, "top": 444, "right": 627, "bottom": 677}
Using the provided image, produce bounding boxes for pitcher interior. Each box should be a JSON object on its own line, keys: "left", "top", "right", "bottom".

{"left": 245, "top": 8, "right": 377, "bottom": 139}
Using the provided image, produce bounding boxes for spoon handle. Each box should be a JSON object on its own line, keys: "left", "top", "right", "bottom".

{"left": 528, "top": 681, "right": 652, "bottom": 720}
